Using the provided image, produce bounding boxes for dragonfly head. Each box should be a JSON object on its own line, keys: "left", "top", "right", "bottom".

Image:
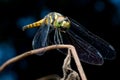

{"left": 54, "top": 17, "right": 70, "bottom": 32}
{"left": 61, "top": 17, "right": 70, "bottom": 29}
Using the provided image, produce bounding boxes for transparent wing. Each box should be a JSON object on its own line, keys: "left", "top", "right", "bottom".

{"left": 66, "top": 30, "right": 104, "bottom": 65}
{"left": 68, "top": 17, "right": 116, "bottom": 60}
{"left": 47, "top": 28, "right": 103, "bottom": 65}
{"left": 32, "top": 24, "right": 50, "bottom": 55}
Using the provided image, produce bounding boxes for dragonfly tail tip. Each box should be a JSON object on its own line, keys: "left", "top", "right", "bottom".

{"left": 22, "top": 26, "right": 27, "bottom": 31}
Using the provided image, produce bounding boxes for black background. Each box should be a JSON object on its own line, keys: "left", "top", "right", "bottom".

{"left": 0, "top": 0, "right": 119, "bottom": 80}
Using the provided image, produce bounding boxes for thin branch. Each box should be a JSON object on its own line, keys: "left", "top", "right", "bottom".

{"left": 69, "top": 46, "right": 87, "bottom": 80}
{"left": 0, "top": 44, "right": 87, "bottom": 80}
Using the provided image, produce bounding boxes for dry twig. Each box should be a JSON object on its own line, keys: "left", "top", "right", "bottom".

{"left": 61, "top": 48, "right": 80, "bottom": 80}
{"left": 0, "top": 45, "right": 87, "bottom": 80}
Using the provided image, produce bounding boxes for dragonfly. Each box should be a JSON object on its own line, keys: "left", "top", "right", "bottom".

{"left": 23, "top": 12, "right": 116, "bottom": 65}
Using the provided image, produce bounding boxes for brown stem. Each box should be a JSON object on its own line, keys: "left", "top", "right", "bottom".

{"left": 0, "top": 44, "right": 87, "bottom": 80}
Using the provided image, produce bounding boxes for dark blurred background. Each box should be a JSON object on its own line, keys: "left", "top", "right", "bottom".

{"left": 0, "top": 0, "right": 119, "bottom": 80}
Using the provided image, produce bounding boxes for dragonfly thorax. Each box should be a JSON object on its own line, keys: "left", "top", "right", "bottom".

{"left": 44, "top": 12, "right": 71, "bottom": 31}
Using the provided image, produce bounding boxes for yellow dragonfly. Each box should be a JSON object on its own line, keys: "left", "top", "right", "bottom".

{"left": 23, "top": 12, "right": 116, "bottom": 65}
